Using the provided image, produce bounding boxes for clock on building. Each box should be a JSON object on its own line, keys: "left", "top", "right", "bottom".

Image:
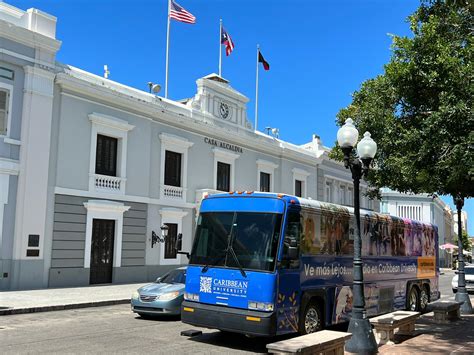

{"left": 219, "top": 102, "right": 230, "bottom": 119}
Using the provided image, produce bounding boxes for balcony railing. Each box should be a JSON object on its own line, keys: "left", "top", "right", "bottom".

{"left": 91, "top": 174, "right": 126, "bottom": 194}
{"left": 161, "top": 185, "right": 185, "bottom": 200}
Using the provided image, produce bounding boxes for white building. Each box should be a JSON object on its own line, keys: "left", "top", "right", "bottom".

{"left": 0, "top": 3, "right": 380, "bottom": 290}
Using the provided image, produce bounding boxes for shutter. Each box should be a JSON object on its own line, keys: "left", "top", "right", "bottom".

{"left": 96, "top": 135, "right": 118, "bottom": 176}
{"left": 0, "top": 90, "right": 7, "bottom": 133}
{"left": 164, "top": 223, "right": 178, "bottom": 259}
{"left": 217, "top": 162, "right": 231, "bottom": 192}
{"left": 164, "top": 151, "right": 182, "bottom": 187}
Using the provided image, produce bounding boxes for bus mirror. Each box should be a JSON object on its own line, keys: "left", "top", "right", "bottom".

{"left": 175, "top": 233, "right": 183, "bottom": 251}
{"left": 284, "top": 237, "right": 298, "bottom": 260}
{"left": 287, "top": 246, "right": 298, "bottom": 260}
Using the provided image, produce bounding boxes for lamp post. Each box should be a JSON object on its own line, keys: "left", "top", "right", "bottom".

{"left": 337, "top": 118, "right": 378, "bottom": 354}
{"left": 454, "top": 195, "right": 473, "bottom": 314}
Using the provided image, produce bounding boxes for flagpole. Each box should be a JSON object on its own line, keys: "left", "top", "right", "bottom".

{"left": 255, "top": 44, "right": 260, "bottom": 131}
{"left": 219, "top": 19, "right": 222, "bottom": 77}
{"left": 165, "top": 0, "right": 171, "bottom": 98}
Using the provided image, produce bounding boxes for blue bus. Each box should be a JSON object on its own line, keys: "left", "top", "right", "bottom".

{"left": 180, "top": 192, "right": 439, "bottom": 336}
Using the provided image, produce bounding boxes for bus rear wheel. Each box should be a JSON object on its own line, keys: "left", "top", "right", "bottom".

{"left": 300, "top": 301, "right": 322, "bottom": 334}
{"left": 407, "top": 286, "right": 420, "bottom": 312}
{"left": 419, "top": 285, "right": 429, "bottom": 313}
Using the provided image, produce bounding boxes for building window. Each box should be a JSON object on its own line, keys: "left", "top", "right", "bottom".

{"left": 89, "top": 113, "right": 135, "bottom": 194}
{"left": 164, "top": 223, "right": 178, "bottom": 259}
{"left": 295, "top": 180, "right": 302, "bottom": 197}
{"left": 340, "top": 185, "right": 346, "bottom": 205}
{"left": 325, "top": 180, "right": 333, "bottom": 203}
{"left": 217, "top": 162, "right": 231, "bottom": 192}
{"left": 95, "top": 134, "right": 118, "bottom": 176}
{"left": 159, "top": 133, "right": 193, "bottom": 201}
{"left": 260, "top": 172, "right": 271, "bottom": 192}
{"left": 347, "top": 187, "right": 353, "bottom": 206}
{"left": 0, "top": 86, "right": 12, "bottom": 136}
{"left": 292, "top": 168, "right": 309, "bottom": 198}
{"left": 213, "top": 148, "right": 239, "bottom": 192}
{"left": 257, "top": 159, "right": 278, "bottom": 193}
{"left": 164, "top": 150, "right": 182, "bottom": 187}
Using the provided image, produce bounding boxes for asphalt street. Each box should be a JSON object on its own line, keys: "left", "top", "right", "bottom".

{"left": 0, "top": 270, "right": 460, "bottom": 354}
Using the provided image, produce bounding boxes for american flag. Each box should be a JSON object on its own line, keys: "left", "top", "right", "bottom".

{"left": 221, "top": 27, "right": 234, "bottom": 56}
{"left": 169, "top": 0, "right": 196, "bottom": 24}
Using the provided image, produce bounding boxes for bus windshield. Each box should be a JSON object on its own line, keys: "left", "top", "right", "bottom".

{"left": 189, "top": 212, "right": 283, "bottom": 272}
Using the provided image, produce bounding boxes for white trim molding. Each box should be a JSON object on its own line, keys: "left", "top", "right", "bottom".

{"left": 292, "top": 168, "right": 310, "bottom": 198}
{"left": 213, "top": 147, "right": 240, "bottom": 192}
{"left": 257, "top": 159, "right": 278, "bottom": 192}
{"left": 159, "top": 208, "right": 188, "bottom": 265}
{"left": 83, "top": 200, "right": 130, "bottom": 269}
{"left": 88, "top": 112, "right": 135, "bottom": 195}
{"left": 159, "top": 133, "right": 194, "bottom": 202}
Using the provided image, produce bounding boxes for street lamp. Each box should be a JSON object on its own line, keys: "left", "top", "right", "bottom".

{"left": 337, "top": 118, "right": 378, "bottom": 354}
{"left": 151, "top": 224, "right": 170, "bottom": 248}
{"left": 453, "top": 195, "right": 473, "bottom": 314}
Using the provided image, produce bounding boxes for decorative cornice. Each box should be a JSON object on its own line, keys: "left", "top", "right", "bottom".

{"left": 83, "top": 200, "right": 130, "bottom": 214}
{"left": 212, "top": 147, "right": 240, "bottom": 161}
{"left": 159, "top": 132, "right": 194, "bottom": 149}
{"left": 257, "top": 159, "right": 279, "bottom": 170}
{"left": 292, "top": 168, "right": 311, "bottom": 177}
{"left": 159, "top": 208, "right": 189, "bottom": 219}
{"left": 89, "top": 112, "right": 135, "bottom": 132}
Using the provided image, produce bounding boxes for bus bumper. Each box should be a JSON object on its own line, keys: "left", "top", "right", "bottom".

{"left": 181, "top": 301, "right": 277, "bottom": 336}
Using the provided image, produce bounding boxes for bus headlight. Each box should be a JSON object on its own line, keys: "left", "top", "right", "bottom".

{"left": 248, "top": 301, "right": 274, "bottom": 311}
{"left": 184, "top": 292, "right": 199, "bottom": 301}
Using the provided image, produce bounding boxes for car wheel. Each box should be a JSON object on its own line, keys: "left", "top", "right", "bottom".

{"left": 300, "top": 301, "right": 323, "bottom": 335}
{"left": 419, "top": 285, "right": 429, "bottom": 313}
{"left": 407, "top": 286, "right": 420, "bottom": 312}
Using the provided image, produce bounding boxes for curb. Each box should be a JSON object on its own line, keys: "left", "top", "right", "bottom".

{"left": 0, "top": 298, "right": 130, "bottom": 316}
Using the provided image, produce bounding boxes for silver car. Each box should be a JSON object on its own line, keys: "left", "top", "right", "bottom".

{"left": 452, "top": 265, "right": 474, "bottom": 293}
{"left": 131, "top": 267, "right": 186, "bottom": 317}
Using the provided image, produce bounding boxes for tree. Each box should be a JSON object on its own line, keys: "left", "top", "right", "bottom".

{"left": 454, "top": 230, "right": 472, "bottom": 251}
{"left": 332, "top": 0, "right": 473, "bottom": 201}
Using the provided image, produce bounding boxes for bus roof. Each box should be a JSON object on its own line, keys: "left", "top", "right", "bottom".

{"left": 203, "top": 192, "right": 438, "bottom": 230}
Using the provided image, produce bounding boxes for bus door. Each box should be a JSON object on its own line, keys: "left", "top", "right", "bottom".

{"left": 276, "top": 209, "right": 302, "bottom": 334}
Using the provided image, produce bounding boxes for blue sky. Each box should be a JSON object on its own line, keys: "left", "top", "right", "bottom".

{"left": 7, "top": 0, "right": 472, "bottom": 235}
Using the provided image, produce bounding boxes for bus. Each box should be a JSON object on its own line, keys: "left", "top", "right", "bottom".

{"left": 180, "top": 192, "right": 439, "bottom": 336}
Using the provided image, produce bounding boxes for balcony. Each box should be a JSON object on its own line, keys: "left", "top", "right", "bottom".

{"left": 161, "top": 184, "right": 186, "bottom": 201}
{"left": 91, "top": 174, "right": 126, "bottom": 194}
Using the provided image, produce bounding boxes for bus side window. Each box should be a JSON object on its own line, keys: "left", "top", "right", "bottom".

{"left": 282, "top": 211, "right": 302, "bottom": 268}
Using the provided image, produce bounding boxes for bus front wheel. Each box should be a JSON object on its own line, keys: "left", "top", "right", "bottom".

{"left": 300, "top": 301, "right": 322, "bottom": 334}
{"left": 407, "top": 286, "right": 420, "bottom": 312}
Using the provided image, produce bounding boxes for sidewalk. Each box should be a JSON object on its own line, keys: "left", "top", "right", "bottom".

{"left": 378, "top": 301, "right": 474, "bottom": 354}
{"left": 0, "top": 282, "right": 145, "bottom": 315}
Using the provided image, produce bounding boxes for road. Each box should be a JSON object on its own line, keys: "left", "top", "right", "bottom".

{"left": 1, "top": 270, "right": 460, "bottom": 354}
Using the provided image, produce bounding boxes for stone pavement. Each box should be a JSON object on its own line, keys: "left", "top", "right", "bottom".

{"left": 377, "top": 302, "right": 474, "bottom": 354}
{"left": 0, "top": 282, "right": 145, "bottom": 315}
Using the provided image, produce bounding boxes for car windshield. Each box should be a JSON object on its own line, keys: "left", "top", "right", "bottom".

{"left": 156, "top": 269, "right": 186, "bottom": 284}
{"left": 189, "top": 212, "right": 283, "bottom": 272}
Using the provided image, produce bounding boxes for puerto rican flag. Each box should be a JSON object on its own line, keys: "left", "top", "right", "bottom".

{"left": 221, "top": 27, "right": 235, "bottom": 56}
